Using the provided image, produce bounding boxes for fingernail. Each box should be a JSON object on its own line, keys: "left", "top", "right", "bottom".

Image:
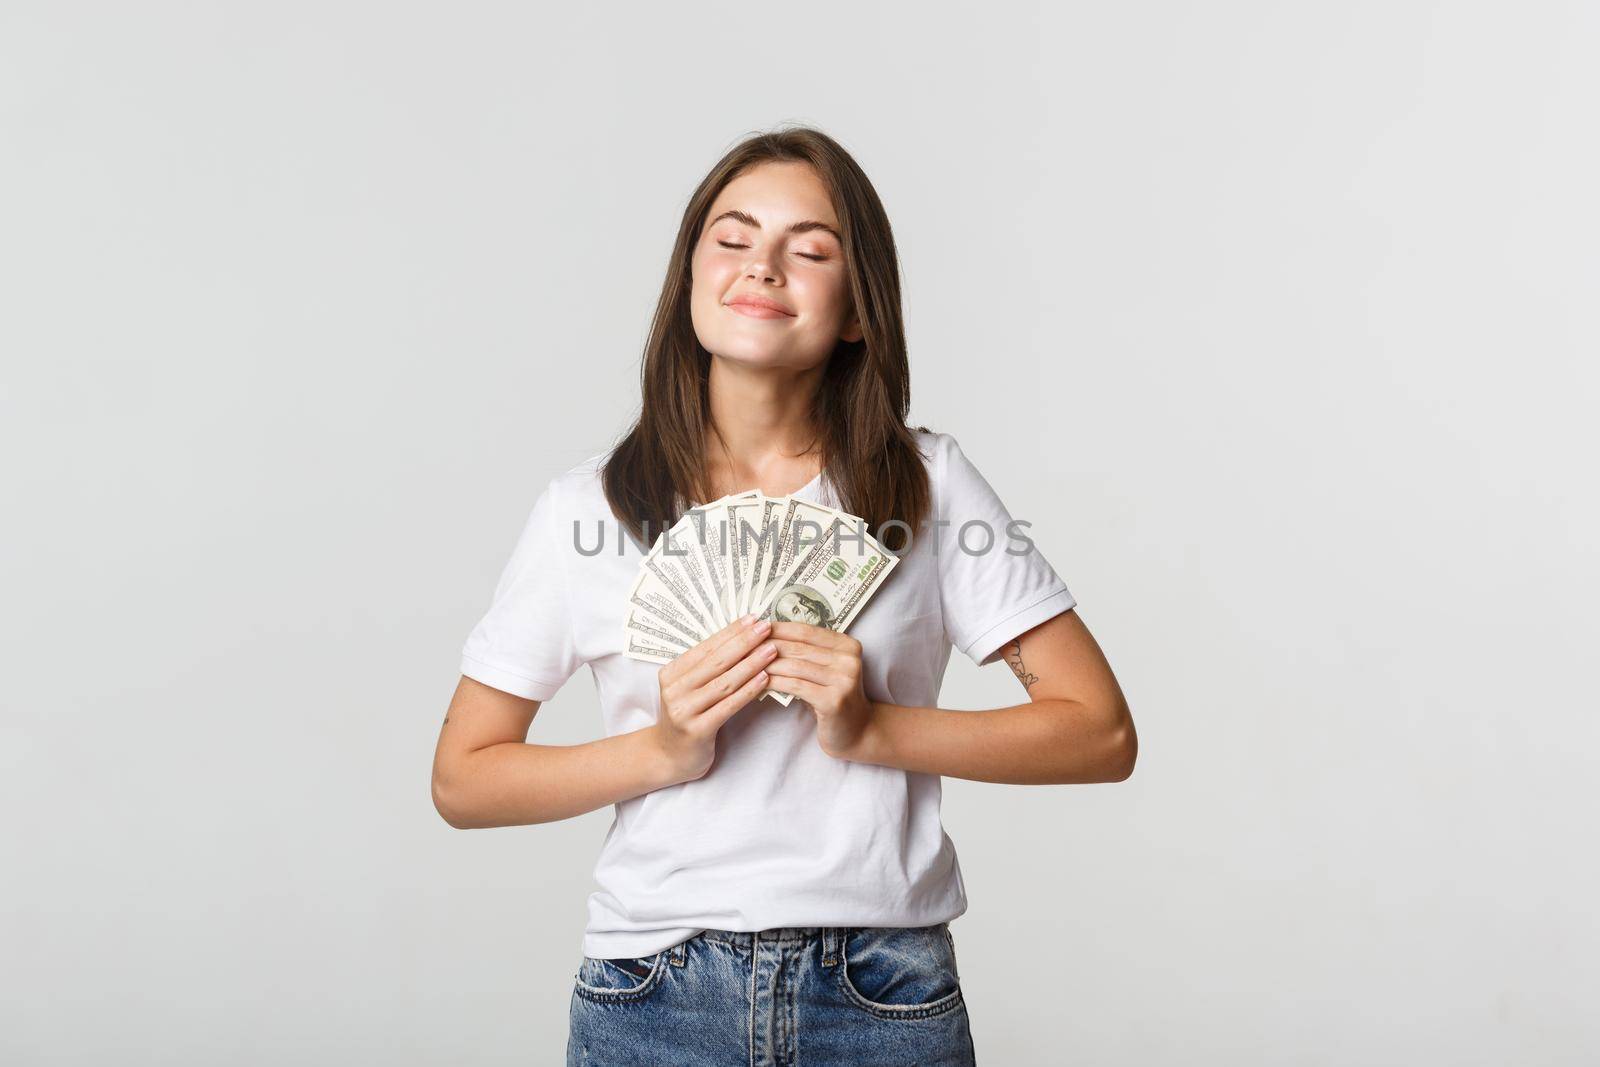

{"left": 740, "top": 613, "right": 758, "bottom": 626}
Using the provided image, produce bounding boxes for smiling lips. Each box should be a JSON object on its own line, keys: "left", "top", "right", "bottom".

{"left": 724, "top": 293, "right": 795, "bottom": 319}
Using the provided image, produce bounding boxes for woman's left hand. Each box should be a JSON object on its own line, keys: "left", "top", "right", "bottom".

{"left": 765, "top": 621, "right": 877, "bottom": 762}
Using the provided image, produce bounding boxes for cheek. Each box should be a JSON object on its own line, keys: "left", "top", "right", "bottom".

{"left": 691, "top": 259, "right": 732, "bottom": 303}
{"left": 697, "top": 255, "right": 739, "bottom": 292}
{"left": 795, "top": 275, "right": 849, "bottom": 320}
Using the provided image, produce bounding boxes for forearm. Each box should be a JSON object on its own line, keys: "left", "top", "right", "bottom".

{"left": 436, "top": 727, "right": 680, "bottom": 828}
{"left": 858, "top": 698, "right": 1136, "bottom": 785}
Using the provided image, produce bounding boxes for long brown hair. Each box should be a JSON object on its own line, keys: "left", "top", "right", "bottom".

{"left": 601, "top": 125, "right": 931, "bottom": 554}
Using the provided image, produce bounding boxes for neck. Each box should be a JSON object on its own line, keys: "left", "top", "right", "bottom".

{"left": 703, "top": 356, "right": 826, "bottom": 490}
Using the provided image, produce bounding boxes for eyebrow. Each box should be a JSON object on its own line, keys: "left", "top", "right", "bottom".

{"left": 708, "top": 209, "right": 842, "bottom": 245}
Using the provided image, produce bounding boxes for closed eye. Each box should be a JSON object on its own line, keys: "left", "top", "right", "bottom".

{"left": 717, "top": 240, "right": 828, "bottom": 262}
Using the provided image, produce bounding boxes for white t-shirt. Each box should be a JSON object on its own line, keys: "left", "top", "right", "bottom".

{"left": 459, "top": 429, "right": 1076, "bottom": 959}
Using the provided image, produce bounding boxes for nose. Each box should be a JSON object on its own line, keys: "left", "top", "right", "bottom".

{"left": 742, "top": 244, "right": 782, "bottom": 284}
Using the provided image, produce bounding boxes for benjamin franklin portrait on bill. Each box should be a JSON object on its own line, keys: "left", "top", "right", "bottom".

{"left": 771, "top": 585, "right": 833, "bottom": 628}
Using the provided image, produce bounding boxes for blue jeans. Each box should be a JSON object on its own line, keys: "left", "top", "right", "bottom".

{"left": 567, "top": 922, "right": 977, "bottom": 1065}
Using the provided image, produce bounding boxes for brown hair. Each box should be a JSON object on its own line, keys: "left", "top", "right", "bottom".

{"left": 601, "top": 125, "right": 931, "bottom": 553}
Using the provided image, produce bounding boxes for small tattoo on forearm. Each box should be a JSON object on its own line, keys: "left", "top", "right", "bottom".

{"left": 1003, "top": 638, "right": 1038, "bottom": 688}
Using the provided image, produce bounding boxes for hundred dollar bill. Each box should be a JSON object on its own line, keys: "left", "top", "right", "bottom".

{"left": 723, "top": 498, "right": 756, "bottom": 620}
{"left": 623, "top": 495, "right": 754, "bottom": 666}
{"left": 654, "top": 519, "right": 727, "bottom": 631}
{"left": 677, "top": 493, "right": 743, "bottom": 629}
{"left": 623, "top": 555, "right": 710, "bottom": 646}
{"left": 744, "top": 497, "right": 797, "bottom": 615}
{"left": 622, "top": 603, "right": 696, "bottom": 653}
{"left": 746, "top": 496, "right": 847, "bottom": 618}
{"left": 749, "top": 512, "right": 900, "bottom": 705}
{"left": 739, "top": 497, "right": 850, "bottom": 706}
{"left": 622, "top": 629, "right": 683, "bottom": 665}
{"left": 726, "top": 495, "right": 784, "bottom": 621}
{"left": 735, "top": 494, "right": 785, "bottom": 618}
{"left": 689, "top": 503, "right": 733, "bottom": 628}
{"left": 636, "top": 533, "right": 713, "bottom": 632}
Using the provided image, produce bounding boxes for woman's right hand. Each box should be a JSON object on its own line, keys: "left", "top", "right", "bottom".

{"left": 652, "top": 614, "right": 778, "bottom": 784}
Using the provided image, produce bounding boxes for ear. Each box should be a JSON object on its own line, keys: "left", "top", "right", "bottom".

{"left": 840, "top": 309, "right": 864, "bottom": 344}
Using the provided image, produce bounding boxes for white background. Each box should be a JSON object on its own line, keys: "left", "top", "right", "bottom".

{"left": 3, "top": 3, "right": 1596, "bottom": 1064}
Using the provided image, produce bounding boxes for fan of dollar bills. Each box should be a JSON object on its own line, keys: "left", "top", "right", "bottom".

{"left": 622, "top": 489, "right": 899, "bottom": 705}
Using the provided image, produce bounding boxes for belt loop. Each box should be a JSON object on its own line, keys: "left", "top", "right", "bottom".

{"left": 671, "top": 939, "right": 686, "bottom": 966}
{"left": 822, "top": 927, "right": 838, "bottom": 967}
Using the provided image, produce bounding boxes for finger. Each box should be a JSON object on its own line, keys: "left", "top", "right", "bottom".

{"left": 660, "top": 617, "right": 745, "bottom": 686}
{"left": 661, "top": 615, "right": 763, "bottom": 690}
{"left": 674, "top": 618, "right": 771, "bottom": 696}
{"left": 770, "top": 638, "right": 832, "bottom": 664}
{"left": 770, "top": 621, "right": 855, "bottom": 651}
{"left": 700, "top": 666, "right": 773, "bottom": 731}
{"left": 682, "top": 633, "right": 777, "bottom": 712}
{"left": 765, "top": 654, "right": 836, "bottom": 686}
{"left": 684, "top": 639, "right": 777, "bottom": 715}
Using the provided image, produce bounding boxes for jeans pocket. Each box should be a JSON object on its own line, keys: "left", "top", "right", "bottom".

{"left": 836, "top": 923, "right": 964, "bottom": 1020}
{"left": 572, "top": 951, "right": 668, "bottom": 1003}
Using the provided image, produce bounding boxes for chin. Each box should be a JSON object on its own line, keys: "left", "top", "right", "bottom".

{"left": 708, "top": 341, "right": 800, "bottom": 368}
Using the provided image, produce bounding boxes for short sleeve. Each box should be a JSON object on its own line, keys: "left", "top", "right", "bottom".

{"left": 459, "top": 477, "right": 582, "bottom": 701}
{"left": 934, "top": 434, "right": 1077, "bottom": 667}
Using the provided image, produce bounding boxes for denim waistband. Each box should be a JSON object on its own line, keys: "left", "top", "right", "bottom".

{"left": 692, "top": 923, "right": 949, "bottom": 957}
{"left": 696, "top": 926, "right": 847, "bottom": 951}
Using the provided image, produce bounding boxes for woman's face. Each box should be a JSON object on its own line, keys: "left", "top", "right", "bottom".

{"left": 689, "top": 161, "right": 862, "bottom": 372}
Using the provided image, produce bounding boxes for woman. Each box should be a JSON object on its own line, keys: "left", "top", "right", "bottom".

{"left": 433, "top": 126, "right": 1137, "bottom": 1065}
